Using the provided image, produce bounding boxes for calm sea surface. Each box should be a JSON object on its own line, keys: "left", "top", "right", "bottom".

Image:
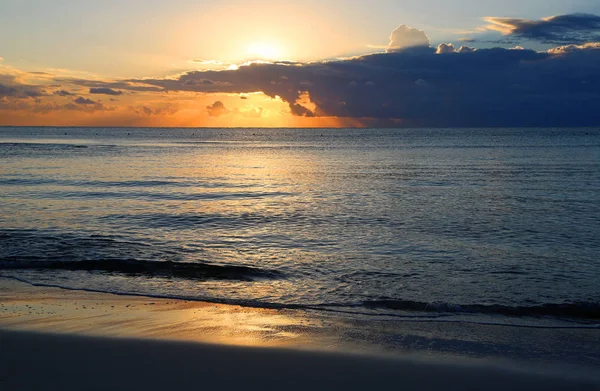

{"left": 1, "top": 127, "right": 599, "bottom": 325}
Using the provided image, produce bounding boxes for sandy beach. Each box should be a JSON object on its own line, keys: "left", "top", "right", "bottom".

{"left": 1, "top": 279, "right": 599, "bottom": 391}
{"left": 3, "top": 329, "right": 599, "bottom": 391}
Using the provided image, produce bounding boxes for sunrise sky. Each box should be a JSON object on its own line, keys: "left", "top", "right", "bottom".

{"left": 1, "top": 0, "right": 600, "bottom": 127}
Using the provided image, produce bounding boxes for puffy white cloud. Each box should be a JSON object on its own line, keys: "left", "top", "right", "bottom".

{"left": 548, "top": 42, "right": 600, "bottom": 54}
{"left": 436, "top": 43, "right": 456, "bottom": 54}
{"left": 387, "top": 25, "right": 430, "bottom": 52}
{"left": 457, "top": 46, "right": 477, "bottom": 53}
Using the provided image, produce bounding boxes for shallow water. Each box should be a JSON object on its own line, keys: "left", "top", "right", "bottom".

{"left": 1, "top": 127, "right": 599, "bottom": 325}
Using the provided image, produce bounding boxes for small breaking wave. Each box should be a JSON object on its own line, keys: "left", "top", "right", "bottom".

{"left": 2, "top": 273, "right": 598, "bottom": 329}
{"left": 0, "top": 258, "right": 282, "bottom": 282}
{"left": 364, "top": 299, "right": 600, "bottom": 320}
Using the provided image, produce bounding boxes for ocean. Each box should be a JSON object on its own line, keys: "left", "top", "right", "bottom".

{"left": 1, "top": 127, "right": 599, "bottom": 328}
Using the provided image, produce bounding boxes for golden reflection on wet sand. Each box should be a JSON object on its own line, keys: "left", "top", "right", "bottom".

{"left": 0, "top": 279, "right": 331, "bottom": 349}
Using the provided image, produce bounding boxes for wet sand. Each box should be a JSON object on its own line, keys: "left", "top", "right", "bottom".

{"left": 0, "top": 278, "right": 350, "bottom": 351}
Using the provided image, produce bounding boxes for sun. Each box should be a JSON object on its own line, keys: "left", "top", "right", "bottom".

{"left": 246, "top": 42, "right": 285, "bottom": 60}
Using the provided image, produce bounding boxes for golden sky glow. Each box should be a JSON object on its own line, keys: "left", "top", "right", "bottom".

{"left": 245, "top": 42, "right": 288, "bottom": 61}
{"left": 1, "top": 1, "right": 599, "bottom": 128}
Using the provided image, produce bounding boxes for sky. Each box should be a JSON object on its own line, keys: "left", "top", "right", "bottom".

{"left": 1, "top": 0, "right": 600, "bottom": 127}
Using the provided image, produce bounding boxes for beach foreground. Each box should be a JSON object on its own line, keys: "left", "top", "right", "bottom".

{"left": 1, "top": 280, "right": 599, "bottom": 390}
{"left": 2, "top": 329, "right": 599, "bottom": 391}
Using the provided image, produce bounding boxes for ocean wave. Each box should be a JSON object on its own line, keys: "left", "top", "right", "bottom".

{"left": 363, "top": 299, "right": 600, "bottom": 320}
{"left": 0, "top": 258, "right": 282, "bottom": 281}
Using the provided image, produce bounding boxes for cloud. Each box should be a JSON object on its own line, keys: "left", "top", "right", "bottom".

{"left": 206, "top": 101, "right": 229, "bottom": 117}
{"left": 63, "top": 101, "right": 112, "bottom": 112}
{"left": 189, "top": 59, "right": 224, "bottom": 65}
{"left": 288, "top": 91, "right": 316, "bottom": 117}
{"left": 5, "top": 21, "right": 599, "bottom": 127}
{"left": 183, "top": 79, "right": 225, "bottom": 86}
{"left": 74, "top": 97, "right": 98, "bottom": 105}
{"left": 436, "top": 43, "right": 456, "bottom": 54}
{"left": 484, "top": 13, "right": 600, "bottom": 44}
{"left": 125, "top": 36, "right": 600, "bottom": 127}
{"left": 238, "top": 107, "right": 264, "bottom": 118}
{"left": 53, "top": 90, "right": 75, "bottom": 96}
{"left": 90, "top": 87, "right": 123, "bottom": 96}
{"left": 457, "top": 46, "right": 477, "bottom": 53}
{"left": 436, "top": 43, "right": 475, "bottom": 54}
{"left": 60, "top": 78, "right": 163, "bottom": 93}
{"left": 126, "top": 105, "right": 177, "bottom": 116}
{"left": 0, "top": 75, "right": 45, "bottom": 98}
{"left": 0, "top": 84, "right": 17, "bottom": 97}
{"left": 387, "top": 25, "right": 430, "bottom": 52}
{"left": 0, "top": 96, "right": 111, "bottom": 113}
{"left": 547, "top": 41, "right": 600, "bottom": 54}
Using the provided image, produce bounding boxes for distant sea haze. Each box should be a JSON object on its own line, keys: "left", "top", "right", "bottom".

{"left": 1, "top": 127, "right": 599, "bottom": 326}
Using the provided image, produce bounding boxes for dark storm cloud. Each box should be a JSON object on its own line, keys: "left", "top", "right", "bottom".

{"left": 89, "top": 87, "right": 123, "bottom": 96}
{"left": 486, "top": 13, "right": 600, "bottom": 44}
{"left": 123, "top": 42, "right": 600, "bottom": 127}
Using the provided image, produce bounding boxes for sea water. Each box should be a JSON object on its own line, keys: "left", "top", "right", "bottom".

{"left": 1, "top": 127, "right": 599, "bottom": 326}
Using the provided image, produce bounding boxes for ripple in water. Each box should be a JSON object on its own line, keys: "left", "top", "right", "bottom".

{"left": 1, "top": 127, "right": 599, "bottom": 325}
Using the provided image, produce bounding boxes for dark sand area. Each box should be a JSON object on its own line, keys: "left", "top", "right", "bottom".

{"left": 2, "top": 329, "right": 599, "bottom": 391}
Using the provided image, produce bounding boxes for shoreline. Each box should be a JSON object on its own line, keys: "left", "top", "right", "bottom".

{"left": 0, "top": 278, "right": 331, "bottom": 351}
{"left": 1, "top": 279, "right": 600, "bottom": 390}
{"left": 0, "top": 279, "right": 600, "bottom": 372}
{"left": 3, "top": 275, "right": 598, "bottom": 329}
{"left": 2, "top": 278, "right": 600, "bottom": 355}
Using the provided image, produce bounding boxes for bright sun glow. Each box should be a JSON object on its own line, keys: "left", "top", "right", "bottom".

{"left": 246, "top": 42, "right": 285, "bottom": 60}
